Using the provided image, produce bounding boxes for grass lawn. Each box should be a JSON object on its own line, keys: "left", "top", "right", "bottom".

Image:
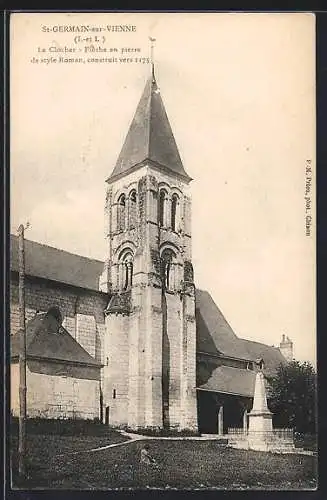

{"left": 10, "top": 433, "right": 317, "bottom": 490}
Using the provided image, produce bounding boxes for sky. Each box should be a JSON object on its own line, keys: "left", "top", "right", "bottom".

{"left": 10, "top": 12, "right": 316, "bottom": 365}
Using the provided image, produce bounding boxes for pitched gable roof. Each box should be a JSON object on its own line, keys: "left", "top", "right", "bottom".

{"left": 198, "top": 365, "right": 256, "bottom": 398}
{"left": 11, "top": 309, "right": 101, "bottom": 367}
{"left": 107, "top": 74, "right": 192, "bottom": 184}
{"left": 10, "top": 234, "right": 104, "bottom": 292}
{"left": 196, "top": 289, "right": 252, "bottom": 360}
{"left": 195, "top": 289, "right": 285, "bottom": 376}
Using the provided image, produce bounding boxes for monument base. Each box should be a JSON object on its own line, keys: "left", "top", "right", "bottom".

{"left": 248, "top": 410, "right": 273, "bottom": 433}
{"left": 228, "top": 430, "right": 298, "bottom": 454}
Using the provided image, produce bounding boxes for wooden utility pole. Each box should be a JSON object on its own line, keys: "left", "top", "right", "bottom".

{"left": 17, "top": 222, "right": 29, "bottom": 478}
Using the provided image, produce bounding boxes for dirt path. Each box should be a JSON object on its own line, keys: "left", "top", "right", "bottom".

{"left": 55, "top": 431, "right": 227, "bottom": 458}
{"left": 55, "top": 430, "right": 314, "bottom": 458}
{"left": 55, "top": 436, "right": 141, "bottom": 457}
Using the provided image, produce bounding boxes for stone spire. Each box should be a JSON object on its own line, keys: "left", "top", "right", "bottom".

{"left": 106, "top": 68, "right": 192, "bottom": 184}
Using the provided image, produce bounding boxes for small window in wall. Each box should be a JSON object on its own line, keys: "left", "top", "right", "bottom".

{"left": 122, "top": 252, "right": 133, "bottom": 290}
{"left": 171, "top": 194, "right": 179, "bottom": 231}
{"left": 113, "top": 389, "right": 116, "bottom": 399}
{"left": 106, "top": 357, "right": 109, "bottom": 366}
{"left": 117, "top": 194, "right": 126, "bottom": 231}
{"left": 159, "top": 189, "right": 167, "bottom": 227}
{"left": 161, "top": 248, "right": 176, "bottom": 291}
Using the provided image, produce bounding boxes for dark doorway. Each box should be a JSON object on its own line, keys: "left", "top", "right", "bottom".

{"left": 105, "top": 406, "right": 110, "bottom": 425}
{"left": 223, "top": 396, "right": 243, "bottom": 433}
{"left": 197, "top": 390, "right": 251, "bottom": 434}
{"left": 197, "top": 391, "right": 219, "bottom": 434}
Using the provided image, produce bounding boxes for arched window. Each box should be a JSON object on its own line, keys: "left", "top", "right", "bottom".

{"left": 161, "top": 248, "right": 176, "bottom": 290}
{"left": 120, "top": 251, "right": 133, "bottom": 290}
{"left": 129, "top": 190, "right": 137, "bottom": 229}
{"left": 159, "top": 189, "right": 167, "bottom": 227}
{"left": 117, "top": 194, "right": 126, "bottom": 231}
{"left": 171, "top": 194, "right": 179, "bottom": 232}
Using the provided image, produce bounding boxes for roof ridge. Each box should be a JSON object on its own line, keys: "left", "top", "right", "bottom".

{"left": 241, "top": 337, "right": 280, "bottom": 350}
{"left": 10, "top": 234, "right": 104, "bottom": 264}
{"left": 200, "top": 292, "right": 239, "bottom": 339}
{"left": 217, "top": 364, "right": 253, "bottom": 372}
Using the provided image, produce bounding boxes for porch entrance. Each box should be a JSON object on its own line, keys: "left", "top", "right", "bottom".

{"left": 197, "top": 390, "right": 252, "bottom": 434}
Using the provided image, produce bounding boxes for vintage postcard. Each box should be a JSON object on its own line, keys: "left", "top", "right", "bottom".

{"left": 9, "top": 12, "right": 317, "bottom": 490}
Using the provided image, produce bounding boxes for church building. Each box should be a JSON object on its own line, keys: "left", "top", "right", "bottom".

{"left": 10, "top": 65, "right": 292, "bottom": 434}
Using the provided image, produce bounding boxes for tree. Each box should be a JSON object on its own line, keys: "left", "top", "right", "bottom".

{"left": 266, "top": 360, "right": 317, "bottom": 434}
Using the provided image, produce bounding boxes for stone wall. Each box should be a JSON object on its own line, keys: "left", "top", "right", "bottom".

{"left": 165, "top": 292, "right": 182, "bottom": 428}
{"left": 103, "top": 312, "right": 130, "bottom": 427}
{"left": 144, "top": 287, "right": 163, "bottom": 428}
{"left": 11, "top": 360, "right": 101, "bottom": 419}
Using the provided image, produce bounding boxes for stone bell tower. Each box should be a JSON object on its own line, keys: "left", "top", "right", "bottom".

{"left": 99, "top": 65, "right": 198, "bottom": 431}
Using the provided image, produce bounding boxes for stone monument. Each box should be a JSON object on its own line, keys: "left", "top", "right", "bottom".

{"left": 247, "top": 369, "right": 273, "bottom": 451}
{"left": 228, "top": 362, "right": 299, "bottom": 453}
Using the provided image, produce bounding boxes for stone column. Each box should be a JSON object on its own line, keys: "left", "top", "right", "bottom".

{"left": 118, "top": 262, "right": 122, "bottom": 290}
{"left": 111, "top": 202, "right": 118, "bottom": 232}
{"left": 243, "top": 408, "right": 248, "bottom": 435}
{"left": 218, "top": 406, "right": 224, "bottom": 436}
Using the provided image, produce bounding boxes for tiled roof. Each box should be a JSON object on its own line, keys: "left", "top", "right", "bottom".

{"left": 238, "top": 338, "right": 285, "bottom": 378}
{"left": 11, "top": 309, "right": 101, "bottom": 367}
{"left": 107, "top": 74, "right": 192, "bottom": 183}
{"left": 196, "top": 289, "right": 251, "bottom": 360}
{"left": 10, "top": 234, "right": 104, "bottom": 292}
{"left": 198, "top": 365, "right": 256, "bottom": 398}
{"left": 10, "top": 236, "right": 285, "bottom": 384}
{"left": 195, "top": 289, "right": 285, "bottom": 377}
